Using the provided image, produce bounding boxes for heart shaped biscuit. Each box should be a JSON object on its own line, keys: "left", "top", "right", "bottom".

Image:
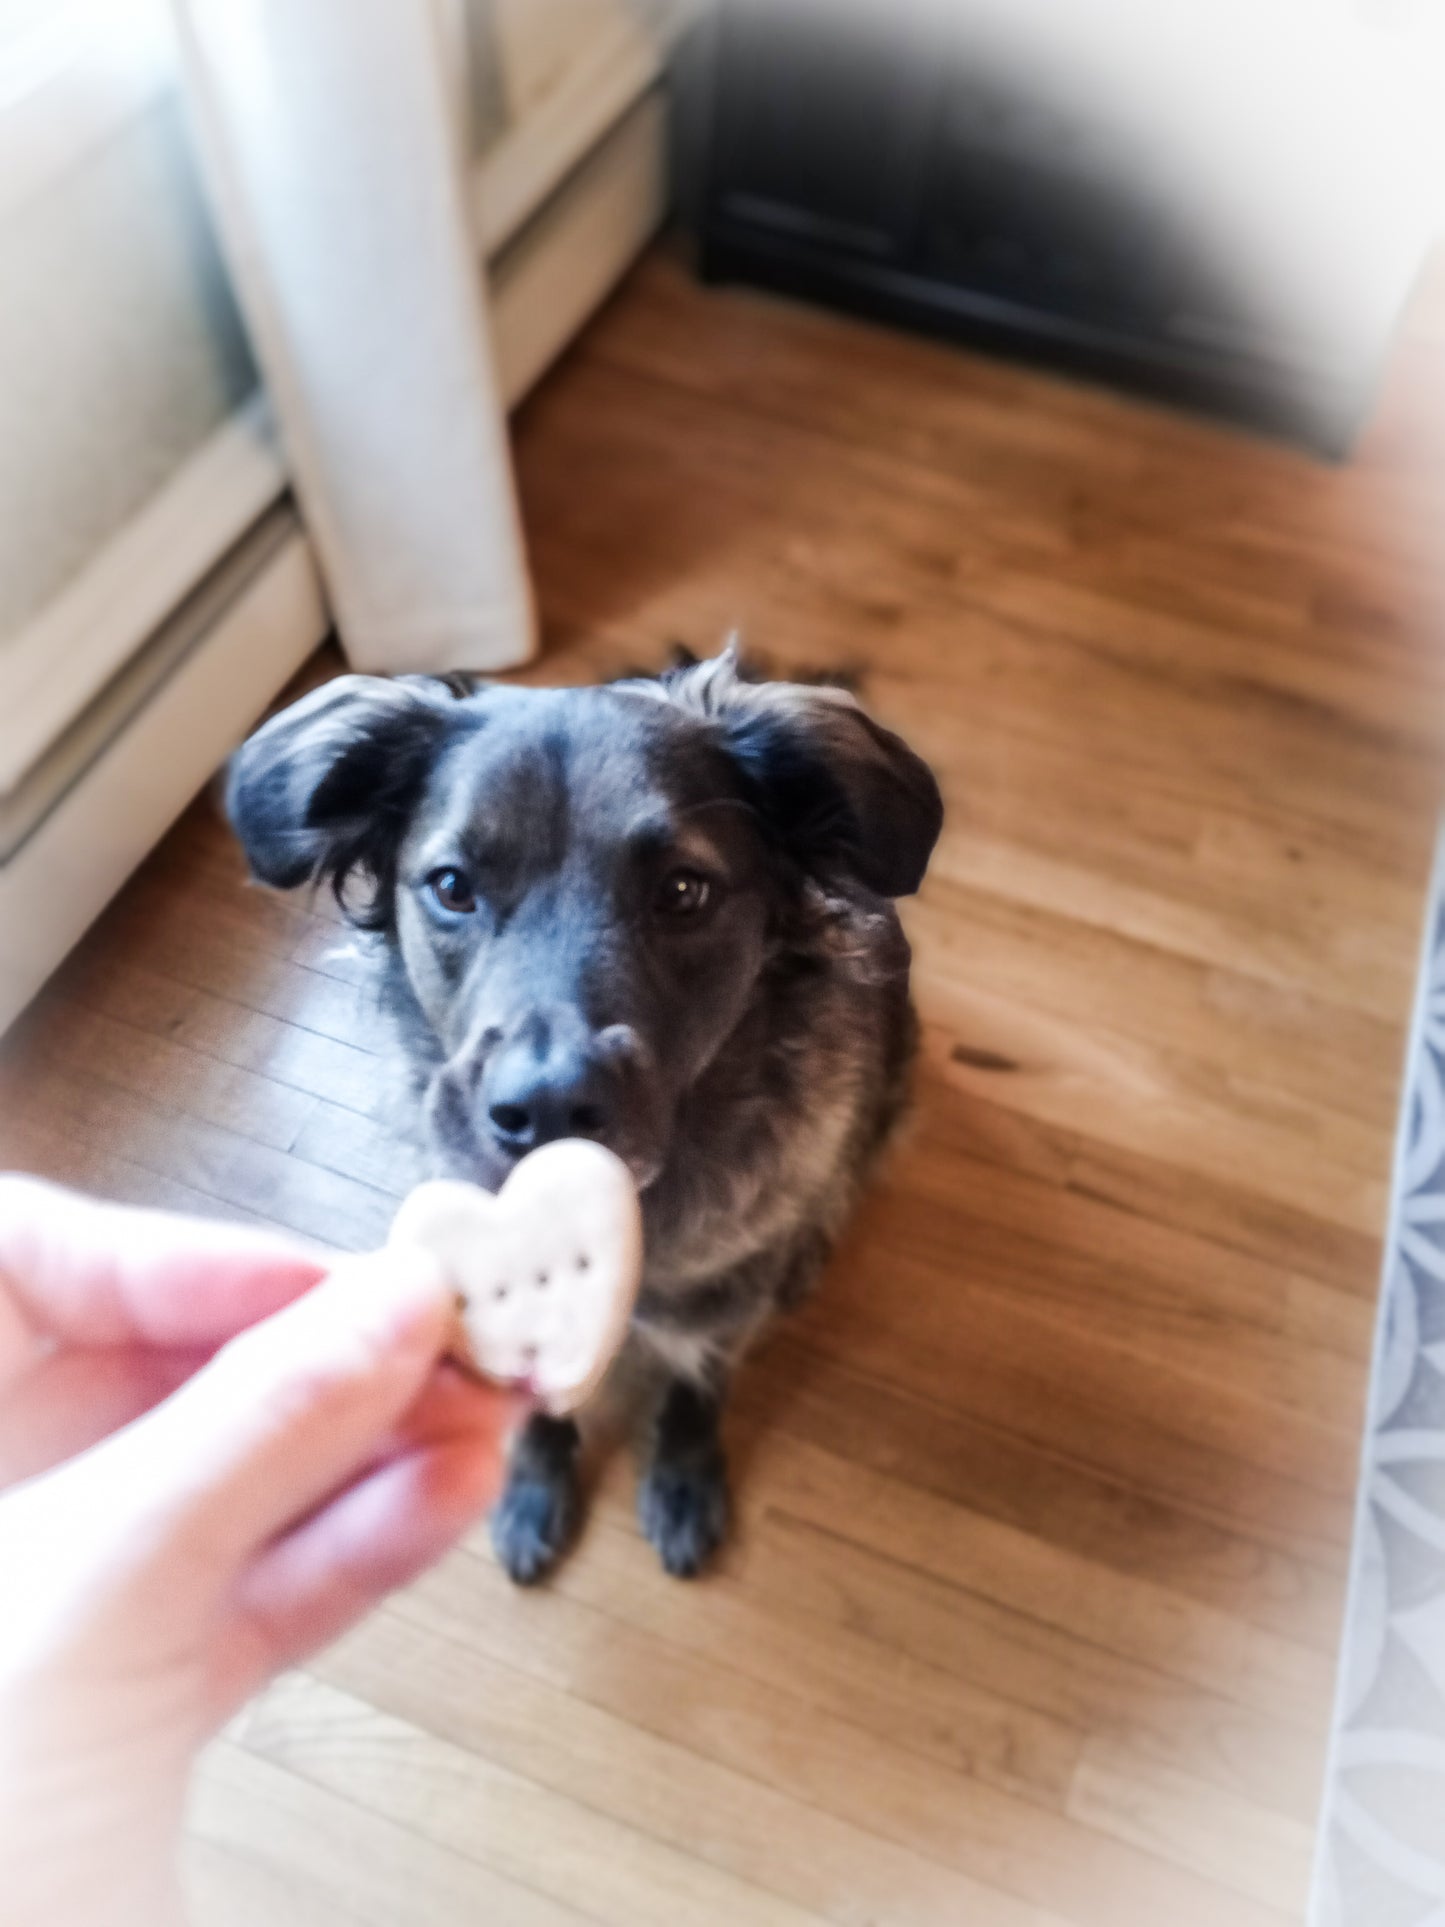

{"left": 387, "top": 1139, "right": 643, "bottom": 1415}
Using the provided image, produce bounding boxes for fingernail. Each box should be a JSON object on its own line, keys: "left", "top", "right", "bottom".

{"left": 320, "top": 1247, "right": 452, "bottom": 1358}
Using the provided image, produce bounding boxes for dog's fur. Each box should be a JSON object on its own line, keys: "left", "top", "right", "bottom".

{"left": 226, "top": 646, "right": 942, "bottom": 1580}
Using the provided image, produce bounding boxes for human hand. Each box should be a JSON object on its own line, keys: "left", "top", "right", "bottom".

{"left": 0, "top": 1174, "right": 517, "bottom": 1927}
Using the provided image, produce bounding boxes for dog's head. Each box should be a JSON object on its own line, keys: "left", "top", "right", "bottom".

{"left": 226, "top": 647, "right": 942, "bottom": 1191}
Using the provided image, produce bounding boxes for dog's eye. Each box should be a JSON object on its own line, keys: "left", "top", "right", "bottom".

{"left": 427, "top": 867, "right": 477, "bottom": 915}
{"left": 654, "top": 869, "right": 712, "bottom": 921}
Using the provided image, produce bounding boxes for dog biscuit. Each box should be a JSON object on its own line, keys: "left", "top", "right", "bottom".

{"left": 387, "top": 1139, "right": 643, "bottom": 1415}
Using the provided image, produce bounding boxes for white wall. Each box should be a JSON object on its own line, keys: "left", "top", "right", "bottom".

{"left": 0, "top": 92, "right": 256, "bottom": 643}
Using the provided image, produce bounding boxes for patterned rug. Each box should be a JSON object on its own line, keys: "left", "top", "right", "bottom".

{"left": 1314, "top": 831, "right": 1445, "bottom": 1926}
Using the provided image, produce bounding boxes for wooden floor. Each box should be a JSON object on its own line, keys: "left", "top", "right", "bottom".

{"left": 5, "top": 247, "right": 1445, "bottom": 1926}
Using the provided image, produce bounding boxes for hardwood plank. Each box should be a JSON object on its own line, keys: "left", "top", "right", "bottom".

{"left": 517, "top": 362, "right": 1442, "bottom": 844}
{"left": 575, "top": 260, "right": 1445, "bottom": 689}
{"left": 926, "top": 823, "right": 1413, "bottom": 1085}
{"left": 546, "top": 1513, "right": 1085, "bottom": 1806}
{"left": 882, "top": 1123, "right": 1374, "bottom": 1371}
{"left": 734, "top": 1341, "right": 1350, "bottom": 1642}
{"left": 19, "top": 994, "right": 319, "bottom": 1153}
{"left": 717, "top": 1432, "right": 1336, "bottom": 1728}
{"left": 0, "top": 1103, "right": 273, "bottom": 1226}
{"left": 916, "top": 997, "right": 1389, "bottom": 1239}
{"left": 540, "top": 1447, "right": 1332, "bottom": 1816}
{"left": 1066, "top": 1739, "right": 1315, "bottom": 1915}
{"left": 930, "top": 1083, "right": 1381, "bottom": 1296}
{"left": 911, "top": 871, "right": 1405, "bottom": 1122}
{"left": 716, "top": 1499, "right": 1328, "bottom": 1824}
{"left": 782, "top": 1242, "right": 1361, "bottom": 1556}
{"left": 142, "top": 827, "right": 378, "bottom": 985}
{"left": 53, "top": 945, "right": 393, "bottom": 1121}
{"left": 318, "top": 1607, "right": 1068, "bottom": 1927}
{"left": 187, "top": 1740, "right": 590, "bottom": 1927}
{"left": 824, "top": 1191, "right": 1365, "bottom": 1450}
{"left": 87, "top": 878, "right": 389, "bottom": 1054}
{"left": 581, "top": 256, "right": 1443, "bottom": 592}
{"left": 288, "top": 1101, "right": 427, "bottom": 1202}
{"left": 236, "top": 1671, "right": 826, "bottom": 1927}
{"left": 389, "top": 1549, "right": 1288, "bottom": 1927}
{"left": 0, "top": 1048, "right": 393, "bottom": 1248}
{"left": 184, "top": 1835, "right": 367, "bottom": 1927}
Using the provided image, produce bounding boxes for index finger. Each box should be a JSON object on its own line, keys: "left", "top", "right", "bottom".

{"left": 0, "top": 1173, "right": 329, "bottom": 1350}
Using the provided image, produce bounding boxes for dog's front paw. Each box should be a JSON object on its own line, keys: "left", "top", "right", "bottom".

{"left": 638, "top": 1451, "right": 730, "bottom": 1579}
{"left": 491, "top": 1465, "right": 579, "bottom": 1583}
{"left": 491, "top": 1415, "right": 580, "bottom": 1585}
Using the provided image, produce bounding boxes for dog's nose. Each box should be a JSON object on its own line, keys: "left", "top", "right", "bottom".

{"left": 484, "top": 1033, "right": 613, "bottom": 1156}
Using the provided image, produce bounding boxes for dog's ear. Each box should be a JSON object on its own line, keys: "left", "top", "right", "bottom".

{"left": 225, "top": 673, "right": 466, "bottom": 922}
{"left": 658, "top": 644, "right": 943, "bottom": 897}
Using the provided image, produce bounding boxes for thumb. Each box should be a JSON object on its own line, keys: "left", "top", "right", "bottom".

{"left": 98, "top": 1247, "right": 455, "bottom": 1575}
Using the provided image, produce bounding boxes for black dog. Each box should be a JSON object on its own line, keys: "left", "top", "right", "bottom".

{"left": 226, "top": 645, "right": 942, "bottom": 1581}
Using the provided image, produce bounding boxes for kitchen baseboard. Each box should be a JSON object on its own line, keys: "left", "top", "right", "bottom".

{"left": 0, "top": 516, "right": 326, "bottom": 1037}
{"left": 490, "top": 90, "right": 667, "bottom": 406}
{"left": 0, "top": 398, "right": 285, "bottom": 801}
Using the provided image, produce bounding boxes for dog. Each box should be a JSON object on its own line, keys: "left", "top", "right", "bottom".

{"left": 226, "top": 644, "right": 942, "bottom": 1581}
